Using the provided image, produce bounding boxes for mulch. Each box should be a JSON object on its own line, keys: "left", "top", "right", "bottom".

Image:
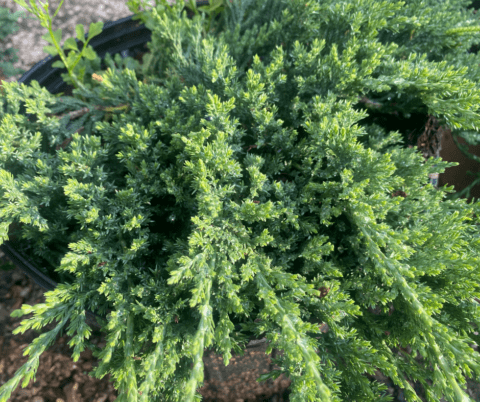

{"left": 0, "top": 254, "right": 117, "bottom": 402}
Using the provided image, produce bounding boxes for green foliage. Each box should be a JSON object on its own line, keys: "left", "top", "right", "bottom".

{"left": 0, "top": 5, "right": 36, "bottom": 79}
{"left": 1, "top": 0, "right": 480, "bottom": 401}
{"left": 352, "top": 0, "right": 480, "bottom": 199}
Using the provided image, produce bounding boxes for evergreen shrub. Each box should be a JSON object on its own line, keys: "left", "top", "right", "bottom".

{"left": 1, "top": 0, "right": 480, "bottom": 401}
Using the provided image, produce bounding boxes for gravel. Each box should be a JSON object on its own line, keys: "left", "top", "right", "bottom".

{"left": 0, "top": 0, "right": 156, "bottom": 83}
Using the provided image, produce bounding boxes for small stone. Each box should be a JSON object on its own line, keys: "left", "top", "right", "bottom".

{"left": 94, "top": 394, "right": 108, "bottom": 402}
{"left": 19, "top": 285, "right": 32, "bottom": 297}
{"left": 11, "top": 271, "right": 25, "bottom": 282}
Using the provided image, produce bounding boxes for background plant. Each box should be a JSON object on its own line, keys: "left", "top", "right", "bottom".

{"left": 0, "top": 4, "right": 36, "bottom": 81}
{"left": 1, "top": 0, "right": 480, "bottom": 401}
{"left": 9, "top": 0, "right": 109, "bottom": 99}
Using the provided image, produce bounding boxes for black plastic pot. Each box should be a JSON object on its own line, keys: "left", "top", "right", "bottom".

{"left": 0, "top": 6, "right": 292, "bottom": 401}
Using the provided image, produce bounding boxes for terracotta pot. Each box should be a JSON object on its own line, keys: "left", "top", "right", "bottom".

{"left": 438, "top": 129, "right": 480, "bottom": 203}
{"left": 0, "top": 9, "right": 292, "bottom": 401}
{"left": 405, "top": 114, "right": 480, "bottom": 201}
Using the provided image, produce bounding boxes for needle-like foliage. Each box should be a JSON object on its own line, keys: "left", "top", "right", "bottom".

{"left": 1, "top": 0, "right": 480, "bottom": 401}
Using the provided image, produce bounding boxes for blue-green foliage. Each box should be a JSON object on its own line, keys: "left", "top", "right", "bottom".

{"left": 1, "top": 0, "right": 480, "bottom": 401}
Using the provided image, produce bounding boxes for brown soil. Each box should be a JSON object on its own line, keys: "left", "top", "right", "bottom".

{"left": 0, "top": 254, "right": 118, "bottom": 402}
